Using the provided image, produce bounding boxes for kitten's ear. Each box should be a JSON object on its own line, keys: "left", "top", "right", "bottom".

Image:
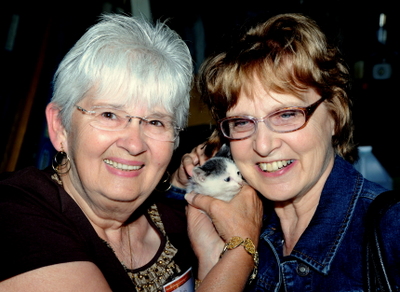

{"left": 193, "top": 168, "right": 207, "bottom": 182}
{"left": 215, "top": 144, "right": 232, "bottom": 159}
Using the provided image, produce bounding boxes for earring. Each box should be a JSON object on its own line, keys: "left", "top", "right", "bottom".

{"left": 51, "top": 144, "right": 71, "bottom": 175}
{"left": 155, "top": 172, "right": 172, "bottom": 192}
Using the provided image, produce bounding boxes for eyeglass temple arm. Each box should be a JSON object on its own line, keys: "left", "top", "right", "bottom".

{"left": 305, "top": 96, "right": 326, "bottom": 117}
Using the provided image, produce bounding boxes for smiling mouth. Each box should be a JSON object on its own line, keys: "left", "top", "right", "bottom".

{"left": 258, "top": 160, "right": 294, "bottom": 172}
{"left": 103, "top": 159, "right": 143, "bottom": 171}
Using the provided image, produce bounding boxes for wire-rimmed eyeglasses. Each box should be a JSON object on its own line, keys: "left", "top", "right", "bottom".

{"left": 76, "top": 105, "right": 182, "bottom": 142}
{"left": 218, "top": 97, "right": 326, "bottom": 140}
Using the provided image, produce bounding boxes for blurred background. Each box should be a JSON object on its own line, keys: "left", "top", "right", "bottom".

{"left": 1, "top": 0, "right": 399, "bottom": 189}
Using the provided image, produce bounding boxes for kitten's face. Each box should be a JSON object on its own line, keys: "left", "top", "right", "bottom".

{"left": 219, "top": 162, "right": 243, "bottom": 190}
{"left": 191, "top": 157, "right": 243, "bottom": 200}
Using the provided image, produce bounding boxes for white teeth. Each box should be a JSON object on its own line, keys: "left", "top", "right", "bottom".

{"left": 103, "top": 159, "right": 142, "bottom": 171}
{"left": 258, "top": 160, "right": 294, "bottom": 172}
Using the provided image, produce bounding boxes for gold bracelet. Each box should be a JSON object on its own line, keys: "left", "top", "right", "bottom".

{"left": 220, "top": 236, "right": 259, "bottom": 284}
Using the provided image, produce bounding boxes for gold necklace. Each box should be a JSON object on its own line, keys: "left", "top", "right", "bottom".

{"left": 126, "top": 225, "right": 134, "bottom": 269}
{"left": 51, "top": 173, "right": 63, "bottom": 186}
{"left": 104, "top": 205, "right": 181, "bottom": 292}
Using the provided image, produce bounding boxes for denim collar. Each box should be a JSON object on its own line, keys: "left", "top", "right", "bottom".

{"left": 261, "top": 155, "right": 364, "bottom": 275}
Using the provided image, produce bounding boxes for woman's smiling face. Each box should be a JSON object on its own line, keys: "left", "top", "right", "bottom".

{"left": 61, "top": 90, "right": 175, "bottom": 210}
{"left": 227, "top": 81, "right": 336, "bottom": 203}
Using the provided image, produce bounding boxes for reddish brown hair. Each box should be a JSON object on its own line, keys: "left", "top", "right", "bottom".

{"left": 199, "top": 13, "right": 357, "bottom": 162}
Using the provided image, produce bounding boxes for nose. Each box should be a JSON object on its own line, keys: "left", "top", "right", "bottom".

{"left": 116, "top": 121, "right": 147, "bottom": 155}
{"left": 253, "top": 122, "right": 282, "bottom": 157}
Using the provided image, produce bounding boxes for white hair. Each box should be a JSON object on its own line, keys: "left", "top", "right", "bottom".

{"left": 51, "top": 13, "right": 193, "bottom": 146}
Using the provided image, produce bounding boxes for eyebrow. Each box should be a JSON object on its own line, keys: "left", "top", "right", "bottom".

{"left": 145, "top": 112, "right": 175, "bottom": 121}
{"left": 228, "top": 102, "right": 309, "bottom": 116}
{"left": 90, "top": 103, "right": 124, "bottom": 110}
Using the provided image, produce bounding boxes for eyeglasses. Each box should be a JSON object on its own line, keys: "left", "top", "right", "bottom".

{"left": 76, "top": 105, "right": 182, "bottom": 142}
{"left": 219, "top": 97, "right": 326, "bottom": 140}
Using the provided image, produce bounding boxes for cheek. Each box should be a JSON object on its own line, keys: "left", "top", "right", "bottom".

{"left": 299, "top": 109, "right": 335, "bottom": 147}
{"left": 230, "top": 141, "right": 250, "bottom": 161}
{"left": 291, "top": 127, "right": 330, "bottom": 158}
{"left": 152, "top": 144, "right": 174, "bottom": 166}
{"left": 293, "top": 120, "right": 335, "bottom": 170}
{"left": 230, "top": 142, "right": 253, "bottom": 175}
{"left": 72, "top": 129, "right": 111, "bottom": 157}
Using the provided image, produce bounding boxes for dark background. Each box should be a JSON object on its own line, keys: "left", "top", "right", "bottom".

{"left": 1, "top": 0, "right": 399, "bottom": 189}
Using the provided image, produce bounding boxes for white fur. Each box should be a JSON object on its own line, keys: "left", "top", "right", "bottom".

{"left": 187, "top": 157, "right": 243, "bottom": 201}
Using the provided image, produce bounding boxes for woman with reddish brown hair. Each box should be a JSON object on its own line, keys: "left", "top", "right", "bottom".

{"left": 172, "top": 13, "right": 400, "bottom": 291}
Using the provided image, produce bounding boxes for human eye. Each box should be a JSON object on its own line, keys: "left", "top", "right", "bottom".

{"left": 145, "top": 118, "right": 167, "bottom": 128}
{"left": 270, "top": 109, "right": 304, "bottom": 126}
{"left": 148, "top": 119, "right": 166, "bottom": 128}
{"left": 230, "top": 118, "right": 253, "bottom": 131}
{"left": 145, "top": 116, "right": 175, "bottom": 130}
{"left": 93, "top": 108, "right": 127, "bottom": 129}
{"left": 279, "top": 110, "right": 298, "bottom": 120}
{"left": 99, "top": 110, "right": 118, "bottom": 120}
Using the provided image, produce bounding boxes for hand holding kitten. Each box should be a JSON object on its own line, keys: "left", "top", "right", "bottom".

{"left": 185, "top": 185, "right": 263, "bottom": 280}
{"left": 171, "top": 143, "right": 211, "bottom": 189}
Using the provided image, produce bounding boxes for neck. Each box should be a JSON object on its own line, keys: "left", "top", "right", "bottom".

{"left": 276, "top": 156, "right": 334, "bottom": 256}
{"left": 275, "top": 191, "right": 320, "bottom": 256}
{"left": 101, "top": 214, "right": 161, "bottom": 269}
{"left": 55, "top": 172, "right": 161, "bottom": 268}
{"left": 60, "top": 173, "right": 149, "bottom": 229}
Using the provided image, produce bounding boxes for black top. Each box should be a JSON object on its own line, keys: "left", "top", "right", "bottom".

{"left": 0, "top": 167, "right": 196, "bottom": 291}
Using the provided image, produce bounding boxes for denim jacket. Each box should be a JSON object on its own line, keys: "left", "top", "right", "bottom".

{"left": 247, "top": 155, "right": 400, "bottom": 292}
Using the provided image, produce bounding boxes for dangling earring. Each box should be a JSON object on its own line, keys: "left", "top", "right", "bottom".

{"left": 51, "top": 143, "right": 71, "bottom": 175}
{"left": 155, "top": 172, "right": 172, "bottom": 192}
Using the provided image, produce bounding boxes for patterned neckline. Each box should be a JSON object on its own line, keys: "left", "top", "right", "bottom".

{"left": 104, "top": 204, "right": 181, "bottom": 292}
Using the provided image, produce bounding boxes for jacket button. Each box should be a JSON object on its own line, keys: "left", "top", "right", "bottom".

{"left": 296, "top": 263, "right": 310, "bottom": 276}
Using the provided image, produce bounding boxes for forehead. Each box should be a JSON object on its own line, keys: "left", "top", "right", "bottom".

{"left": 231, "top": 82, "right": 319, "bottom": 114}
{"left": 80, "top": 88, "right": 172, "bottom": 116}
{"left": 241, "top": 76, "right": 312, "bottom": 100}
{"left": 228, "top": 92, "right": 298, "bottom": 116}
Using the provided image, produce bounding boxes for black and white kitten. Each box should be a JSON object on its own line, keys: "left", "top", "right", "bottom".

{"left": 186, "top": 144, "right": 243, "bottom": 201}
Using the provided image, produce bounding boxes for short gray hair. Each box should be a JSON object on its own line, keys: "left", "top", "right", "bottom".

{"left": 51, "top": 13, "right": 193, "bottom": 146}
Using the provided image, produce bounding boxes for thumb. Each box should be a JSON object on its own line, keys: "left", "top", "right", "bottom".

{"left": 185, "top": 192, "right": 216, "bottom": 213}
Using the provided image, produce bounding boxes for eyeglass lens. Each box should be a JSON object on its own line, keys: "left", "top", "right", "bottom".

{"left": 78, "top": 106, "right": 178, "bottom": 142}
{"left": 221, "top": 109, "right": 307, "bottom": 139}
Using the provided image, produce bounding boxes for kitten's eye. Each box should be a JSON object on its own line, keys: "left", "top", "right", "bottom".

{"left": 237, "top": 171, "right": 240, "bottom": 176}
{"left": 224, "top": 177, "right": 231, "bottom": 182}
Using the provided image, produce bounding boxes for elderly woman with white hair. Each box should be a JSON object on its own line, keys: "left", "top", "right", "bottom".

{"left": 0, "top": 14, "right": 263, "bottom": 292}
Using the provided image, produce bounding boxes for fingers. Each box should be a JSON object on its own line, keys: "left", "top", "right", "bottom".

{"left": 170, "top": 143, "right": 211, "bottom": 188}
{"left": 182, "top": 143, "right": 209, "bottom": 173}
{"left": 229, "top": 186, "right": 263, "bottom": 243}
{"left": 185, "top": 186, "right": 263, "bottom": 244}
{"left": 193, "top": 143, "right": 210, "bottom": 165}
{"left": 181, "top": 154, "right": 198, "bottom": 177}
{"left": 185, "top": 192, "right": 214, "bottom": 212}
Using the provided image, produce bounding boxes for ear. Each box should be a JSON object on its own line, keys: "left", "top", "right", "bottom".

{"left": 215, "top": 144, "right": 232, "bottom": 159}
{"left": 192, "top": 167, "right": 206, "bottom": 182}
{"left": 330, "top": 116, "right": 336, "bottom": 137}
{"left": 46, "top": 103, "right": 67, "bottom": 152}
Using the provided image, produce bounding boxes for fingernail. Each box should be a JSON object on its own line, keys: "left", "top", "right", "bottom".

{"left": 184, "top": 192, "right": 194, "bottom": 203}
